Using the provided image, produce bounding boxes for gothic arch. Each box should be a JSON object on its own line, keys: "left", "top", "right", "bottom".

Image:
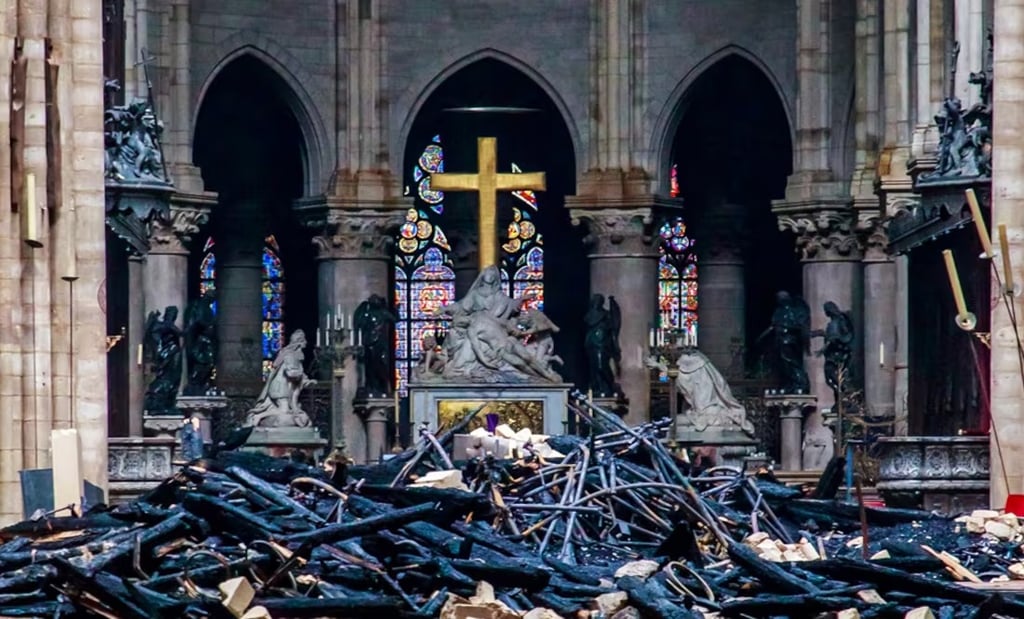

{"left": 650, "top": 45, "right": 795, "bottom": 193}
{"left": 193, "top": 34, "right": 329, "bottom": 196}
{"left": 395, "top": 48, "right": 583, "bottom": 184}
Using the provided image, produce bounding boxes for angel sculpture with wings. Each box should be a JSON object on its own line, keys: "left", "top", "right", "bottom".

{"left": 583, "top": 294, "right": 622, "bottom": 396}
{"left": 759, "top": 291, "right": 811, "bottom": 394}
{"left": 143, "top": 306, "right": 183, "bottom": 413}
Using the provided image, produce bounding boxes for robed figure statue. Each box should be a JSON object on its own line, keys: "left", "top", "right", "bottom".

{"left": 673, "top": 349, "right": 756, "bottom": 438}
{"left": 354, "top": 294, "right": 397, "bottom": 394}
{"left": 759, "top": 291, "right": 811, "bottom": 394}
{"left": 583, "top": 294, "right": 622, "bottom": 396}
{"left": 812, "top": 301, "right": 855, "bottom": 400}
{"left": 183, "top": 293, "right": 217, "bottom": 396}
{"left": 144, "top": 306, "right": 183, "bottom": 413}
{"left": 245, "top": 329, "right": 316, "bottom": 427}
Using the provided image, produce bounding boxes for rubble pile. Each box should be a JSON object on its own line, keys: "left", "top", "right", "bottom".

{"left": 0, "top": 401, "right": 1020, "bottom": 618}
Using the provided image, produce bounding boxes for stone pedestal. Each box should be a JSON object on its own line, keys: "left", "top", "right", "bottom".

{"left": 765, "top": 393, "right": 818, "bottom": 471}
{"left": 175, "top": 395, "right": 228, "bottom": 443}
{"left": 355, "top": 395, "right": 396, "bottom": 464}
{"left": 409, "top": 383, "right": 572, "bottom": 437}
{"left": 675, "top": 426, "right": 759, "bottom": 469}
{"left": 242, "top": 427, "right": 328, "bottom": 461}
{"left": 142, "top": 415, "right": 183, "bottom": 440}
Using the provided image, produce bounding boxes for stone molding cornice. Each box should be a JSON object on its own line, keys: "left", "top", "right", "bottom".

{"left": 777, "top": 209, "right": 863, "bottom": 262}
{"left": 569, "top": 206, "right": 660, "bottom": 257}
{"left": 147, "top": 205, "right": 209, "bottom": 255}
{"left": 302, "top": 205, "right": 405, "bottom": 261}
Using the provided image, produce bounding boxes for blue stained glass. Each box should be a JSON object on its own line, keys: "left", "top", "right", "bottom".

{"left": 658, "top": 214, "right": 698, "bottom": 339}
{"left": 263, "top": 247, "right": 283, "bottom": 279}
{"left": 394, "top": 137, "right": 455, "bottom": 394}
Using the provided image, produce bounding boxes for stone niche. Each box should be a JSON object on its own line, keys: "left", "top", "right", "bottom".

{"left": 875, "top": 436, "right": 989, "bottom": 514}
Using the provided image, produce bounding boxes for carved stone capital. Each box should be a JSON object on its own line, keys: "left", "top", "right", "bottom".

{"left": 306, "top": 209, "right": 404, "bottom": 260}
{"left": 856, "top": 213, "right": 892, "bottom": 263}
{"left": 147, "top": 205, "right": 208, "bottom": 255}
{"left": 569, "top": 207, "right": 658, "bottom": 257}
{"left": 777, "top": 209, "right": 862, "bottom": 262}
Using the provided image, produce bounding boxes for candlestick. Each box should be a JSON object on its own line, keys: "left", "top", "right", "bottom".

{"left": 879, "top": 342, "right": 884, "bottom": 368}
{"left": 22, "top": 173, "right": 41, "bottom": 248}
{"left": 942, "top": 249, "right": 975, "bottom": 330}
{"left": 966, "top": 188, "right": 993, "bottom": 258}
{"left": 336, "top": 304, "right": 342, "bottom": 327}
{"left": 999, "top": 224, "right": 1015, "bottom": 295}
{"left": 137, "top": 343, "right": 143, "bottom": 366}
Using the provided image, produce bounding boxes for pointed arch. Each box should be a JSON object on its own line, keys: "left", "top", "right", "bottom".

{"left": 193, "top": 38, "right": 329, "bottom": 196}
{"left": 394, "top": 48, "right": 583, "bottom": 183}
{"left": 650, "top": 45, "right": 795, "bottom": 194}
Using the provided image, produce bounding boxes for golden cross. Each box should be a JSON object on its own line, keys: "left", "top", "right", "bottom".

{"left": 429, "top": 137, "right": 546, "bottom": 271}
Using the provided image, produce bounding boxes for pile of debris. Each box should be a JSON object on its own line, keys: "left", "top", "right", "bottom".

{"left": 0, "top": 400, "right": 1021, "bottom": 618}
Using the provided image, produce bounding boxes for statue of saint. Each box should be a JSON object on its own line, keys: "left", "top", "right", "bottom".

{"left": 245, "top": 329, "right": 316, "bottom": 427}
{"left": 104, "top": 99, "right": 168, "bottom": 184}
{"left": 354, "top": 294, "right": 397, "bottom": 394}
{"left": 143, "top": 306, "right": 183, "bottom": 413}
{"left": 183, "top": 293, "right": 217, "bottom": 396}
{"left": 583, "top": 294, "right": 622, "bottom": 396}
{"left": 428, "top": 265, "right": 562, "bottom": 383}
{"left": 179, "top": 415, "right": 204, "bottom": 461}
{"left": 759, "top": 291, "right": 811, "bottom": 394}
{"left": 811, "top": 301, "right": 855, "bottom": 400}
{"left": 673, "top": 349, "right": 756, "bottom": 437}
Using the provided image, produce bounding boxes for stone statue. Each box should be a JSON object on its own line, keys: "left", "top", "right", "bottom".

{"left": 179, "top": 415, "right": 204, "bottom": 461}
{"left": 811, "top": 301, "right": 855, "bottom": 399}
{"left": 143, "top": 306, "right": 183, "bottom": 414}
{"left": 354, "top": 294, "right": 397, "bottom": 394}
{"left": 583, "top": 294, "right": 622, "bottom": 396}
{"left": 424, "top": 265, "right": 562, "bottom": 384}
{"left": 759, "top": 291, "right": 811, "bottom": 394}
{"left": 183, "top": 293, "right": 217, "bottom": 396}
{"left": 104, "top": 98, "right": 168, "bottom": 185}
{"left": 919, "top": 38, "right": 993, "bottom": 183}
{"left": 245, "top": 329, "right": 316, "bottom": 427}
{"left": 668, "top": 349, "right": 756, "bottom": 438}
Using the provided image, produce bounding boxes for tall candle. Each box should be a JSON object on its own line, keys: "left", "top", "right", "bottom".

{"left": 137, "top": 343, "right": 143, "bottom": 366}
{"left": 22, "top": 173, "right": 41, "bottom": 248}
{"left": 350, "top": 328, "right": 354, "bottom": 346}
{"left": 325, "top": 324, "right": 331, "bottom": 347}
{"left": 999, "top": 223, "right": 1015, "bottom": 294}
{"left": 942, "top": 249, "right": 969, "bottom": 318}
{"left": 879, "top": 342, "right": 885, "bottom": 367}
{"left": 336, "top": 304, "right": 342, "bottom": 327}
{"left": 649, "top": 328, "right": 655, "bottom": 347}
{"left": 966, "top": 188, "right": 994, "bottom": 258}
{"left": 316, "top": 328, "right": 321, "bottom": 347}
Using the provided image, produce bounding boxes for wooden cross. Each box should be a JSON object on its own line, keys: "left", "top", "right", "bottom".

{"left": 429, "top": 137, "right": 546, "bottom": 270}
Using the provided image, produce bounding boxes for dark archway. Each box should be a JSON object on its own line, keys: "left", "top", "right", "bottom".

{"left": 668, "top": 54, "right": 798, "bottom": 381}
{"left": 396, "top": 57, "right": 586, "bottom": 393}
{"left": 191, "top": 54, "right": 317, "bottom": 396}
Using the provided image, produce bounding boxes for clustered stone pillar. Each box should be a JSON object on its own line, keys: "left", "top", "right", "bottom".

{"left": 989, "top": 0, "right": 1024, "bottom": 508}
{"left": 142, "top": 206, "right": 207, "bottom": 399}
{"left": 861, "top": 218, "right": 897, "bottom": 419}
{"left": 215, "top": 211, "right": 265, "bottom": 396}
{"left": 693, "top": 204, "right": 748, "bottom": 375}
{"left": 571, "top": 207, "right": 660, "bottom": 425}
{"left": 308, "top": 205, "right": 402, "bottom": 462}
{"left": 780, "top": 211, "right": 864, "bottom": 407}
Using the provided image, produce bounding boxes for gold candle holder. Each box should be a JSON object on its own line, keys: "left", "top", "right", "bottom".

{"left": 942, "top": 249, "right": 977, "bottom": 331}
{"left": 966, "top": 188, "right": 993, "bottom": 258}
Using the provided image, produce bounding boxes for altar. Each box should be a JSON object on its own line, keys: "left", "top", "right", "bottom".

{"left": 409, "top": 382, "right": 572, "bottom": 436}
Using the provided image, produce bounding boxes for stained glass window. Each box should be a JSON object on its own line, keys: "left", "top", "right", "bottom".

{"left": 395, "top": 136, "right": 455, "bottom": 394}
{"left": 500, "top": 163, "right": 544, "bottom": 311}
{"left": 658, "top": 217, "right": 698, "bottom": 341}
{"left": 197, "top": 235, "right": 286, "bottom": 380}
{"left": 670, "top": 163, "right": 681, "bottom": 198}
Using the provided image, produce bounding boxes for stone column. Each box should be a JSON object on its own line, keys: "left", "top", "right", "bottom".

{"left": 693, "top": 204, "right": 747, "bottom": 375}
{"left": 306, "top": 205, "right": 403, "bottom": 460}
{"left": 780, "top": 211, "right": 864, "bottom": 407}
{"left": 860, "top": 217, "right": 897, "bottom": 418}
{"left": 144, "top": 206, "right": 206, "bottom": 396}
{"left": 570, "top": 207, "right": 659, "bottom": 424}
{"left": 127, "top": 255, "right": 146, "bottom": 435}
{"left": 989, "top": 0, "right": 1024, "bottom": 508}
{"left": 215, "top": 210, "right": 264, "bottom": 396}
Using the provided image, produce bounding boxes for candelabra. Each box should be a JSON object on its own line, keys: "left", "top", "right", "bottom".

{"left": 312, "top": 309, "right": 363, "bottom": 450}
{"left": 649, "top": 327, "right": 695, "bottom": 453}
